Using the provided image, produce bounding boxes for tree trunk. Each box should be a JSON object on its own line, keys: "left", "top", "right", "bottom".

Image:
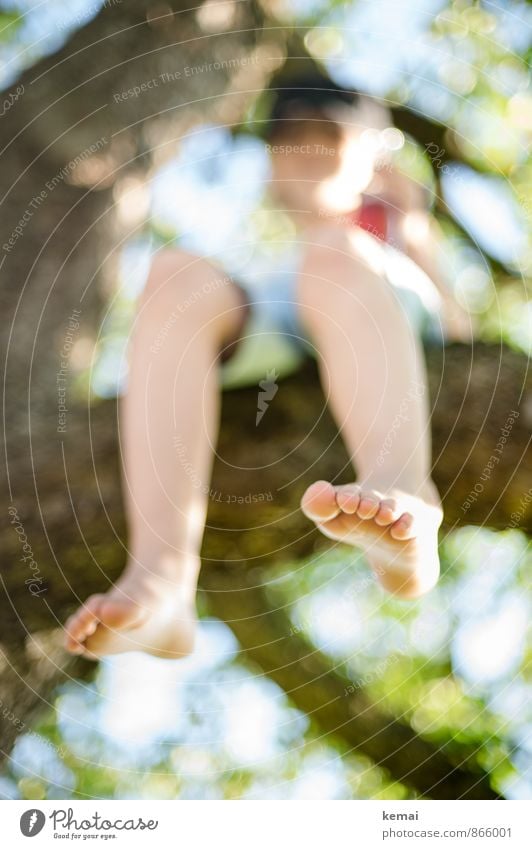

{"left": 0, "top": 0, "right": 263, "bottom": 780}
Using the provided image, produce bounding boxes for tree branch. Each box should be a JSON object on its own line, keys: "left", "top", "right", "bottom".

{"left": 200, "top": 563, "right": 500, "bottom": 799}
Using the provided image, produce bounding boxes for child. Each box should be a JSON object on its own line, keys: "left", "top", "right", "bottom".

{"left": 64, "top": 76, "right": 468, "bottom": 659}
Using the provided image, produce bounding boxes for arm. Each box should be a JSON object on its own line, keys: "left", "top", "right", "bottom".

{"left": 379, "top": 166, "right": 474, "bottom": 341}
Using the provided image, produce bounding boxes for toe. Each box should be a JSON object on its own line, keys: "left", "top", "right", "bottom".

{"left": 64, "top": 613, "right": 79, "bottom": 639}
{"left": 356, "top": 491, "right": 382, "bottom": 520}
{"left": 63, "top": 627, "right": 79, "bottom": 651}
{"left": 390, "top": 512, "right": 416, "bottom": 540}
{"left": 66, "top": 644, "right": 86, "bottom": 655}
{"left": 74, "top": 595, "right": 103, "bottom": 632}
{"left": 301, "top": 480, "right": 340, "bottom": 522}
{"left": 64, "top": 612, "right": 87, "bottom": 644}
{"left": 335, "top": 485, "right": 361, "bottom": 515}
{"left": 63, "top": 621, "right": 87, "bottom": 654}
{"left": 374, "top": 498, "right": 399, "bottom": 526}
{"left": 317, "top": 513, "right": 352, "bottom": 542}
{"left": 63, "top": 594, "right": 104, "bottom": 649}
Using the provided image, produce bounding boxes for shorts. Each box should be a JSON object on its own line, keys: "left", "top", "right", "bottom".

{"left": 220, "top": 240, "right": 445, "bottom": 390}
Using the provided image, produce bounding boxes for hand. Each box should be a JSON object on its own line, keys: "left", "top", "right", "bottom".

{"left": 442, "top": 298, "right": 475, "bottom": 343}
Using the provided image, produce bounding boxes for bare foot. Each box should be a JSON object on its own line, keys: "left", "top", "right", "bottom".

{"left": 63, "top": 558, "right": 198, "bottom": 660}
{"left": 301, "top": 480, "right": 442, "bottom": 598}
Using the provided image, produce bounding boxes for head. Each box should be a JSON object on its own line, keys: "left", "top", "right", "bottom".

{"left": 264, "top": 74, "right": 383, "bottom": 217}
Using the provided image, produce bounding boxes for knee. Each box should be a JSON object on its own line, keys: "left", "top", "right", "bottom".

{"left": 296, "top": 224, "right": 387, "bottom": 319}
{"left": 300, "top": 223, "right": 383, "bottom": 277}
{"left": 142, "top": 248, "right": 233, "bottom": 321}
{"left": 299, "top": 224, "right": 354, "bottom": 274}
{"left": 295, "top": 226, "right": 360, "bottom": 320}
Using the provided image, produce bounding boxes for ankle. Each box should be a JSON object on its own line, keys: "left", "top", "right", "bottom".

{"left": 126, "top": 549, "right": 200, "bottom": 579}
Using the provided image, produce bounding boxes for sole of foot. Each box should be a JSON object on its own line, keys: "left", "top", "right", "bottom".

{"left": 301, "top": 480, "right": 442, "bottom": 599}
{"left": 63, "top": 573, "right": 197, "bottom": 660}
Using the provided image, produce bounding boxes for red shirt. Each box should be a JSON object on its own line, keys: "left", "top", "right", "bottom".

{"left": 349, "top": 199, "right": 389, "bottom": 242}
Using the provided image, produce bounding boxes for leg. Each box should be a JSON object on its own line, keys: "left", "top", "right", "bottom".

{"left": 64, "top": 250, "right": 246, "bottom": 657}
{"left": 298, "top": 227, "right": 442, "bottom": 599}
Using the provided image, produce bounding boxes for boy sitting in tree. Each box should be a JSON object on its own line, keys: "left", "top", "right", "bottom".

{"left": 65, "top": 74, "right": 469, "bottom": 659}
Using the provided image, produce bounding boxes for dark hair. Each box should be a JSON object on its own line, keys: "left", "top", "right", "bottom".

{"left": 265, "top": 73, "right": 359, "bottom": 140}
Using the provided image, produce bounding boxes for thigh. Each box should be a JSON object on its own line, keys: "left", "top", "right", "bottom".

{"left": 295, "top": 226, "right": 444, "bottom": 346}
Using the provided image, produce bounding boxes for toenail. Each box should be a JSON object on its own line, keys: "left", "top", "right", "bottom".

{"left": 339, "top": 492, "right": 357, "bottom": 503}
